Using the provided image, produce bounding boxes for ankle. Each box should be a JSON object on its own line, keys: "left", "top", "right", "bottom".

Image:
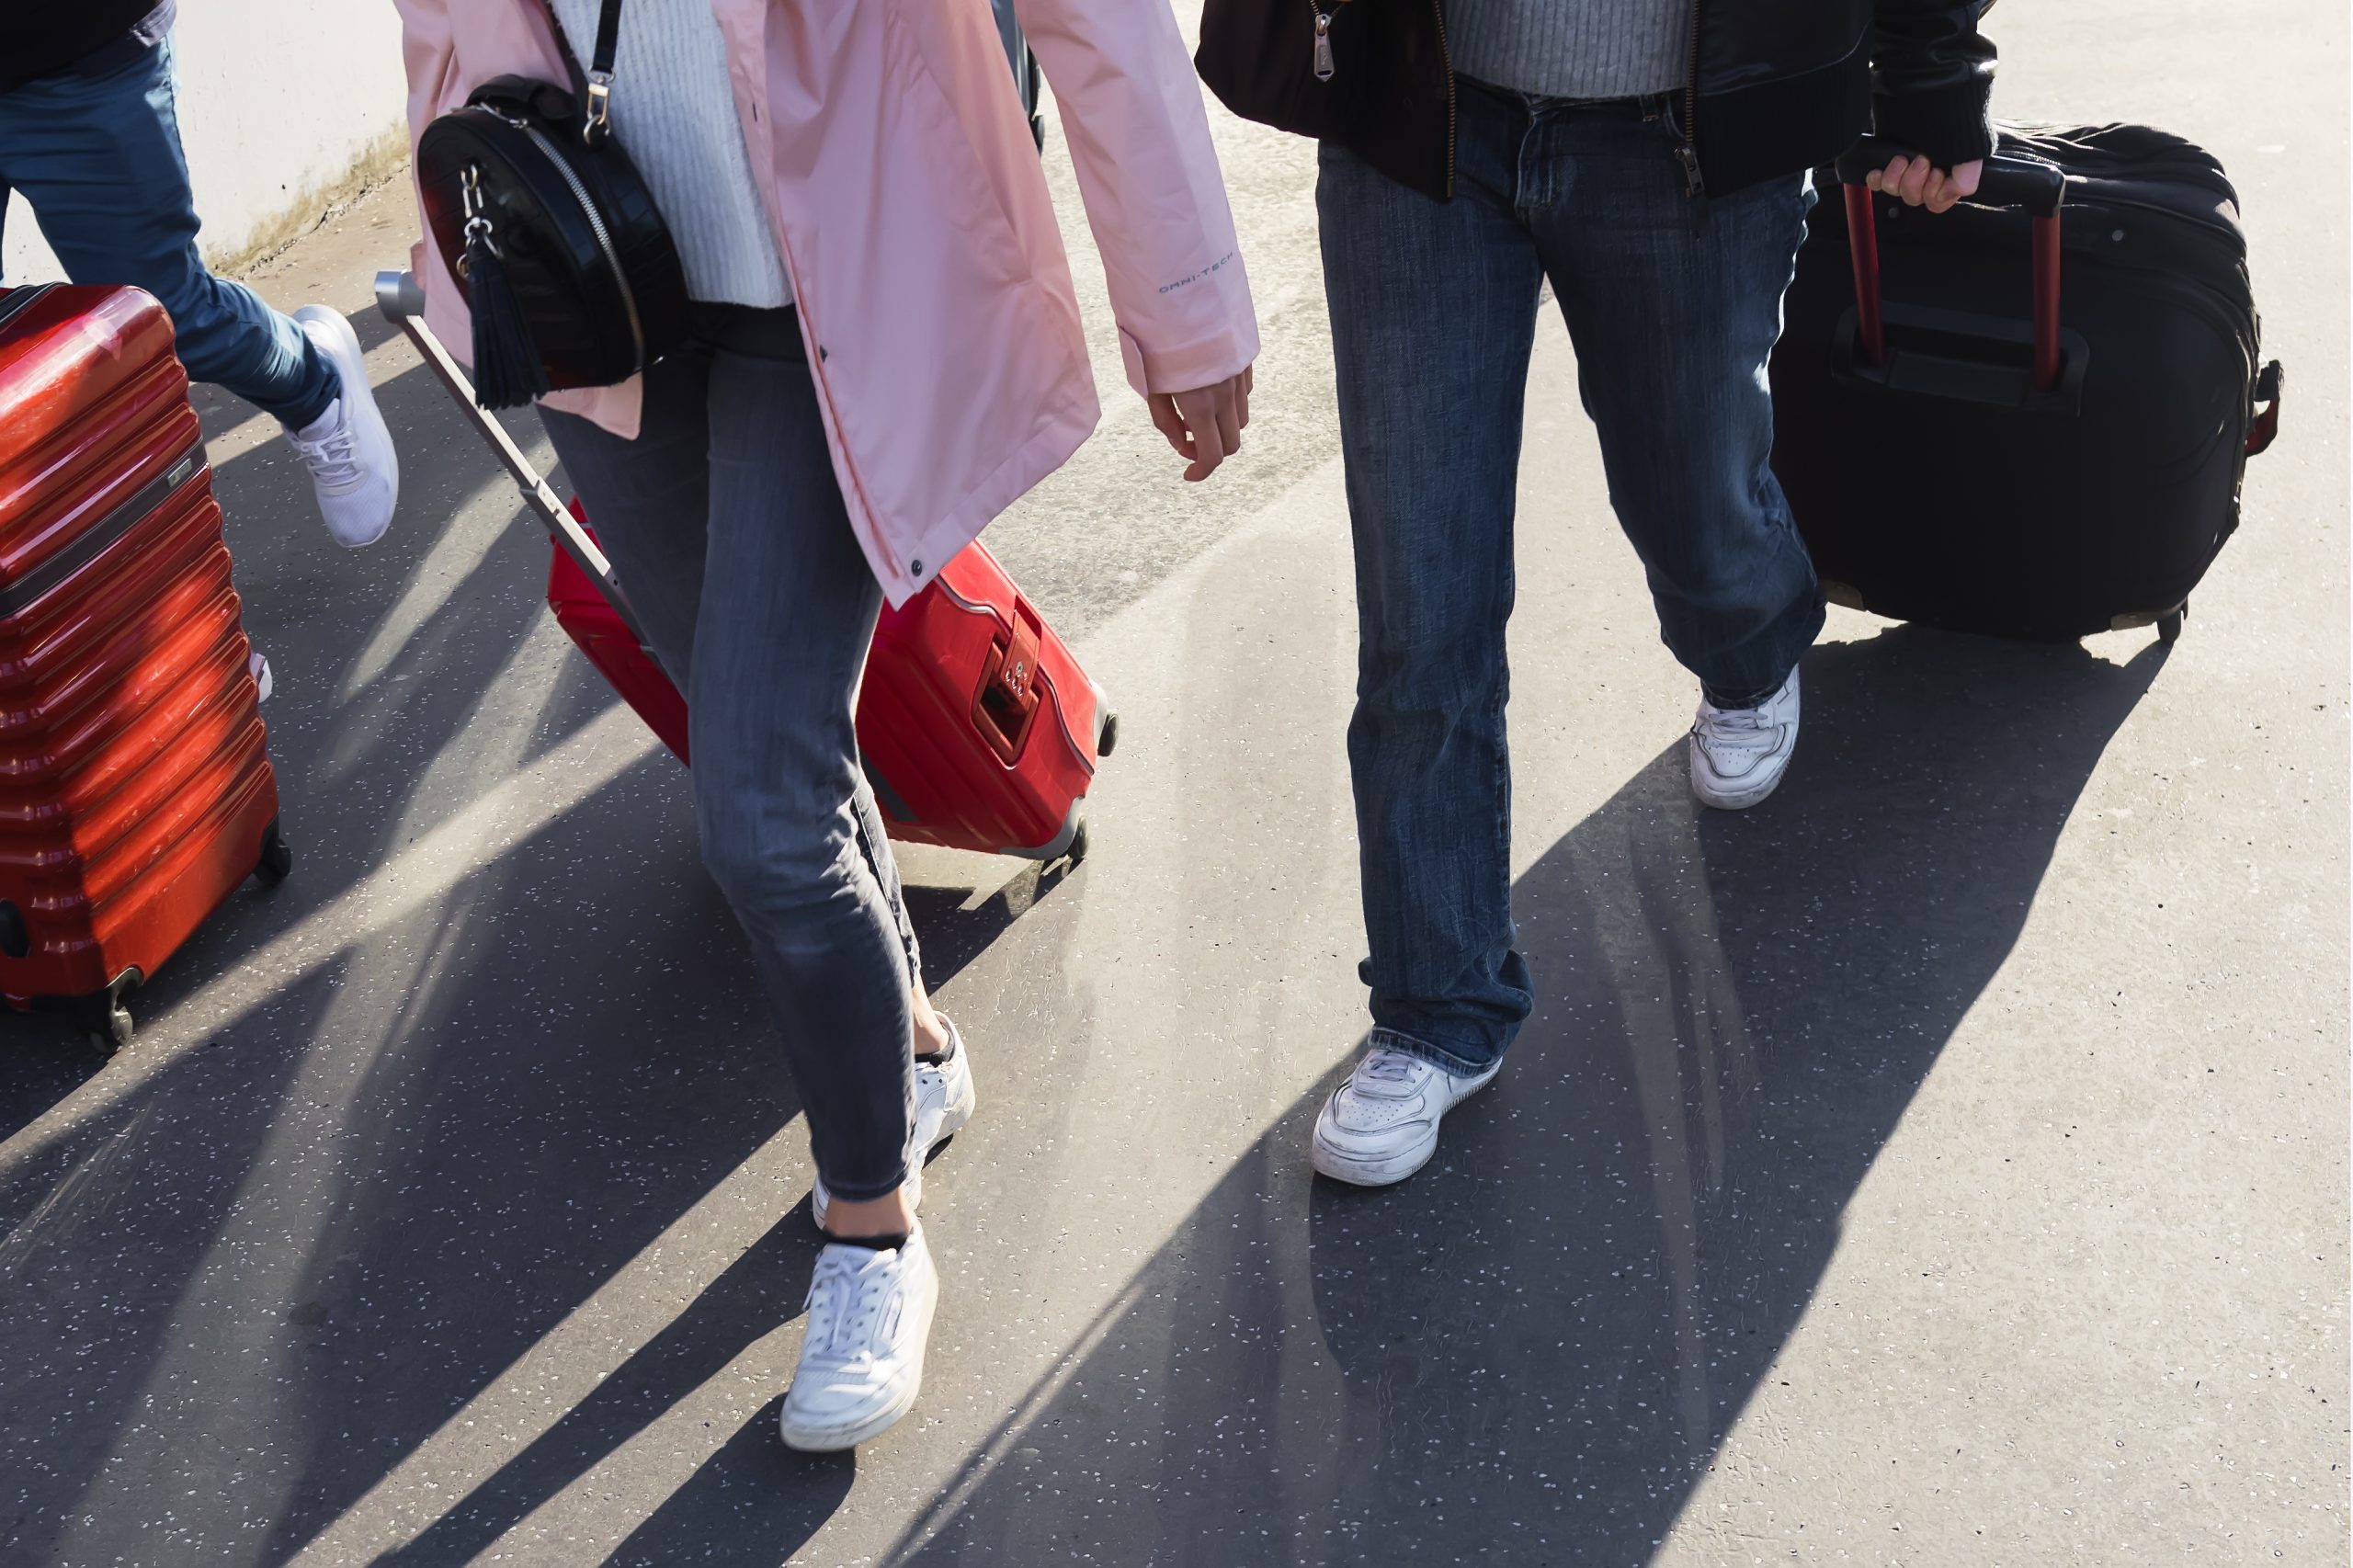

{"left": 913, "top": 1012, "right": 953, "bottom": 1061}
{"left": 824, "top": 1187, "right": 917, "bottom": 1239}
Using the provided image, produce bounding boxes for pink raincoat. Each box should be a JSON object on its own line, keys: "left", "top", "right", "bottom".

{"left": 393, "top": 0, "right": 1258, "bottom": 606}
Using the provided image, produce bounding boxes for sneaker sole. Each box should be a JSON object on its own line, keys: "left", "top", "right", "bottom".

{"left": 778, "top": 1287, "right": 936, "bottom": 1452}
{"left": 293, "top": 306, "right": 398, "bottom": 548}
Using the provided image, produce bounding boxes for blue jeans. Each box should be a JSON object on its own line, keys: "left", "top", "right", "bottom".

{"left": 1321, "top": 83, "right": 1822, "bottom": 1075}
{"left": 0, "top": 36, "right": 335, "bottom": 428}
{"left": 541, "top": 308, "right": 922, "bottom": 1202}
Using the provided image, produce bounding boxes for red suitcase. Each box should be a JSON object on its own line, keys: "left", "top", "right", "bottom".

{"left": 381, "top": 271, "right": 1113, "bottom": 863}
{"left": 0, "top": 284, "right": 289, "bottom": 1050}
{"left": 545, "top": 507, "right": 690, "bottom": 759}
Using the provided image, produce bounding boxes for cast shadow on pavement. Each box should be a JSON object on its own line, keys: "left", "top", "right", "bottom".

{"left": 0, "top": 369, "right": 867, "bottom": 1563}
{"left": 877, "top": 623, "right": 2163, "bottom": 1566}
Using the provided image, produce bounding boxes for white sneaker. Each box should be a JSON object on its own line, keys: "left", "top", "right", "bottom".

{"left": 811, "top": 1017, "right": 976, "bottom": 1233}
{"left": 1688, "top": 667, "right": 1801, "bottom": 811}
{"left": 285, "top": 304, "right": 397, "bottom": 549}
{"left": 1312, "top": 1046, "right": 1501, "bottom": 1187}
{"left": 779, "top": 1226, "right": 938, "bottom": 1452}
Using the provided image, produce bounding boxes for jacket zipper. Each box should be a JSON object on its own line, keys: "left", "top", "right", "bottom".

{"left": 1428, "top": 0, "right": 1456, "bottom": 199}
{"left": 1309, "top": 0, "right": 1336, "bottom": 78}
{"left": 1675, "top": 0, "right": 1703, "bottom": 198}
{"left": 488, "top": 107, "right": 647, "bottom": 372}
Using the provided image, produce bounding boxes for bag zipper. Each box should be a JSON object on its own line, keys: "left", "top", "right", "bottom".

{"left": 486, "top": 106, "right": 646, "bottom": 372}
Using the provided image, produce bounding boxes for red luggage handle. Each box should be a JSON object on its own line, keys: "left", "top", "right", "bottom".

{"left": 1834, "top": 138, "right": 2069, "bottom": 391}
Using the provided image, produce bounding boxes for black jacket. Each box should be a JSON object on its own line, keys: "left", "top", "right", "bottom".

{"left": 1198, "top": 0, "right": 1996, "bottom": 203}
{"left": 2, "top": 1, "right": 176, "bottom": 93}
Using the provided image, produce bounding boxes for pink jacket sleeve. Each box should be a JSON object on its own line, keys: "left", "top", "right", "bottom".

{"left": 1012, "top": 0, "right": 1261, "bottom": 398}
{"left": 392, "top": 0, "right": 471, "bottom": 363}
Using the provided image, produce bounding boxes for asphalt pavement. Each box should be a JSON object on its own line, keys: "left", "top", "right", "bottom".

{"left": 1, "top": 2, "right": 2345, "bottom": 1564}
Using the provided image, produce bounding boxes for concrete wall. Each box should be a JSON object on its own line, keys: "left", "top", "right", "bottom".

{"left": 3, "top": 1, "right": 409, "bottom": 284}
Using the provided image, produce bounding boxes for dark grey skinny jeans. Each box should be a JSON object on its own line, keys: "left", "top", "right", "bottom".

{"left": 541, "top": 304, "right": 920, "bottom": 1202}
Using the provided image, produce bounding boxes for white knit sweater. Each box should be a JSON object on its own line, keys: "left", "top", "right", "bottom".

{"left": 549, "top": 0, "right": 791, "bottom": 308}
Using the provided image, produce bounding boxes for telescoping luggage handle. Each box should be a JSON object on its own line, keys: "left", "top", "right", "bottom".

{"left": 372, "top": 268, "right": 653, "bottom": 650}
{"left": 1834, "top": 137, "right": 2068, "bottom": 391}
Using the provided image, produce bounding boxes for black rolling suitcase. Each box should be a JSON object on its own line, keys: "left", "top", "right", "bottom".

{"left": 1770, "top": 125, "right": 2284, "bottom": 642}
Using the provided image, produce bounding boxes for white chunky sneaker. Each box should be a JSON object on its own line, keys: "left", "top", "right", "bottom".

{"left": 811, "top": 1018, "right": 976, "bottom": 1233}
{"left": 1312, "top": 1046, "right": 1501, "bottom": 1187}
{"left": 286, "top": 304, "right": 397, "bottom": 549}
{"left": 1688, "top": 667, "right": 1801, "bottom": 812}
{"left": 779, "top": 1226, "right": 938, "bottom": 1452}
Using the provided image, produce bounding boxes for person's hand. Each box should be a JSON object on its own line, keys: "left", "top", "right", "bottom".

{"left": 1866, "top": 155, "right": 1984, "bottom": 215}
{"left": 1148, "top": 365, "right": 1254, "bottom": 482}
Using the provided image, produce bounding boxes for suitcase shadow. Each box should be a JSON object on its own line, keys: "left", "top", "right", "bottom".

{"left": 875, "top": 622, "right": 2165, "bottom": 1565}
{"left": 900, "top": 855, "right": 1084, "bottom": 989}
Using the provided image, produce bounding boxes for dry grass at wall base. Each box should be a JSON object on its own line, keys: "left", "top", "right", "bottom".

{"left": 215, "top": 124, "right": 412, "bottom": 282}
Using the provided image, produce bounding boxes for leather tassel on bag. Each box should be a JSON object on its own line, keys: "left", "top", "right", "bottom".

{"left": 463, "top": 222, "right": 548, "bottom": 411}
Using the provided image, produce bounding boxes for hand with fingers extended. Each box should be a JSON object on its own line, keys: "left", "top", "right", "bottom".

{"left": 1865, "top": 154, "right": 1984, "bottom": 214}
{"left": 1148, "top": 364, "right": 1255, "bottom": 482}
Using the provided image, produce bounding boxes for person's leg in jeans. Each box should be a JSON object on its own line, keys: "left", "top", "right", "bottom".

{"left": 541, "top": 341, "right": 948, "bottom": 1208}
{"left": 540, "top": 324, "right": 962, "bottom": 1449}
{"left": 1533, "top": 102, "right": 1822, "bottom": 807}
{"left": 1538, "top": 105, "right": 1821, "bottom": 695}
{"left": 1310, "top": 84, "right": 1543, "bottom": 1187}
{"left": 0, "top": 37, "right": 397, "bottom": 547}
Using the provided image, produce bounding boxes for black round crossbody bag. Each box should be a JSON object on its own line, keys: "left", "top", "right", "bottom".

{"left": 415, "top": 0, "right": 688, "bottom": 408}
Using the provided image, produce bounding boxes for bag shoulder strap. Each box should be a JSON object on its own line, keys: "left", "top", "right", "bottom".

{"left": 534, "top": 0, "right": 623, "bottom": 143}
{"left": 585, "top": 0, "right": 623, "bottom": 142}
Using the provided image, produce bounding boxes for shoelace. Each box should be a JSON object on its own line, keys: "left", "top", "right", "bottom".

{"left": 1696, "top": 703, "right": 1780, "bottom": 753}
{"left": 1358, "top": 1049, "right": 1429, "bottom": 1087}
{"left": 290, "top": 404, "right": 360, "bottom": 490}
{"left": 802, "top": 1247, "right": 894, "bottom": 1368}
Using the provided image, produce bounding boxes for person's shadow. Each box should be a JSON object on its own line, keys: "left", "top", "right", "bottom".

{"left": 884, "top": 622, "right": 2163, "bottom": 1565}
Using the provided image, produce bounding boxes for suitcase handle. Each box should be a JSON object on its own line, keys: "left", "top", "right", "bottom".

{"left": 1833, "top": 138, "right": 2068, "bottom": 391}
{"left": 371, "top": 268, "right": 654, "bottom": 651}
{"left": 972, "top": 600, "right": 1045, "bottom": 764}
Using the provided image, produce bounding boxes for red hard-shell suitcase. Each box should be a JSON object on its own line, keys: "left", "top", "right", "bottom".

{"left": 546, "top": 501, "right": 1109, "bottom": 858}
{"left": 858, "top": 540, "right": 1107, "bottom": 859}
{"left": 379, "top": 271, "right": 1113, "bottom": 862}
{"left": 0, "top": 284, "right": 290, "bottom": 1049}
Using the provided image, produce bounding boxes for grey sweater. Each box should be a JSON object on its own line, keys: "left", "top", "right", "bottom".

{"left": 1445, "top": 0, "right": 1690, "bottom": 101}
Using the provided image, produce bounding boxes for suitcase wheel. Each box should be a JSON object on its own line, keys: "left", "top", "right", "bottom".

{"left": 1096, "top": 710, "right": 1119, "bottom": 760}
{"left": 254, "top": 819, "right": 293, "bottom": 888}
{"left": 1066, "top": 818, "right": 1091, "bottom": 867}
{"left": 92, "top": 1005, "right": 132, "bottom": 1056}
{"left": 88, "top": 971, "right": 138, "bottom": 1056}
{"left": 2157, "top": 604, "right": 2187, "bottom": 645}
